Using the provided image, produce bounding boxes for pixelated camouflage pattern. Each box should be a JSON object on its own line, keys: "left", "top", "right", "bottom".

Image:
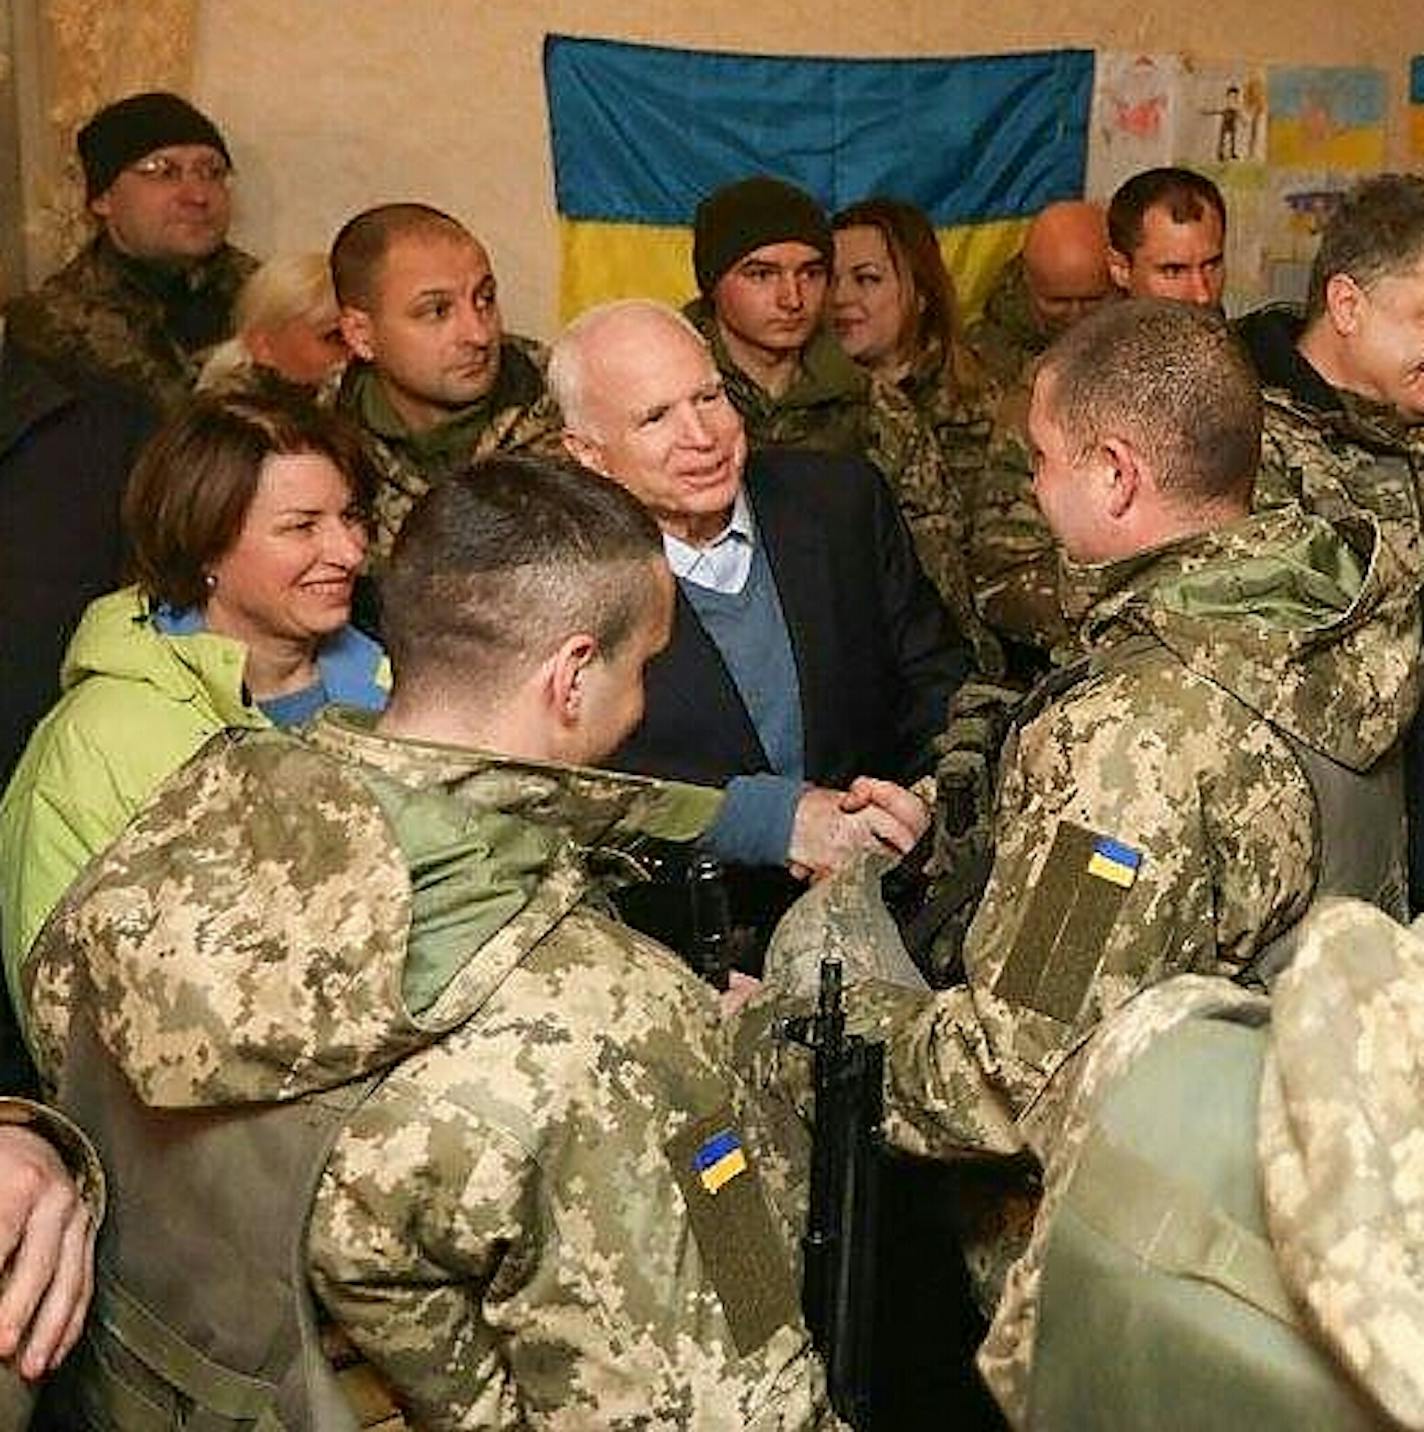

{"left": 1260, "top": 897, "right": 1424, "bottom": 1430}
{"left": 29, "top": 710, "right": 842, "bottom": 1430}
{"left": 338, "top": 335, "right": 565, "bottom": 560}
{"left": 968, "top": 367, "right": 1072, "bottom": 656}
{"left": 963, "top": 257, "right": 1050, "bottom": 397}
{"left": 5, "top": 237, "right": 256, "bottom": 409}
{"left": 685, "top": 299, "right": 998, "bottom": 670}
{"left": 1258, "top": 387, "right": 1424, "bottom": 586}
{"left": 977, "top": 974, "right": 1269, "bottom": 1424}
{"left": 761, "top": 504, "right": 1418, "bottom": 1313}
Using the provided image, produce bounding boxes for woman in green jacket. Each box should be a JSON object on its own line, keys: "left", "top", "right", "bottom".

{"left": 0, "top": 392, "right": 387, "bottom": 1032}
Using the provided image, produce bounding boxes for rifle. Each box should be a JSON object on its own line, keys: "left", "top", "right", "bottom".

{"left": 782, "top": 956, "right": 884, "bottom": 1428}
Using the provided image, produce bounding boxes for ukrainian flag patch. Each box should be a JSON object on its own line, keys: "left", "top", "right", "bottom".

{"left": 1086, "top": 836, "right": 1142, "bottom": 889}
{"left": 693, "top": 1129, "right": 747, "bottom": 1194}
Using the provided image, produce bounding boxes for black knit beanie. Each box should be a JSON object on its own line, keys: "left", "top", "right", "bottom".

{"left": 79, "top": 92, "right": 231, "bottom": 201}
{"left": 693, "top": 176, "right": 833, "bottom": 293}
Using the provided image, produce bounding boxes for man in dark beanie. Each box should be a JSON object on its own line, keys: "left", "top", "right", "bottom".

{"left": 7, "top": 91, "right": 255, "bottom": 409}
{"left": 684, "top": 175, "right": 992, "bottom": 666}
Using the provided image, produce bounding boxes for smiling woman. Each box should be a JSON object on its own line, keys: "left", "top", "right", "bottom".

{"left": 0, "top": 393, "right": 389, "bottom": 1026}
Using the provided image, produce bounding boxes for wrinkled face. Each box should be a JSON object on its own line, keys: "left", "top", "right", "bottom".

{"left": 831, "top": 224, "right": 916, "bottom": 369}
{"left": 570, "top": 317, "right": 747, "bottom": 544}
{"left": 1111, "top": 203, "right": 1226, "bottom": 308}
{"left": 712, "top": 240, "right": 829, "bottom": 359}
{"left": 1027, "top": 370, "right": 1111, "bottom": 564}
{"left": 248, "top": 309, "right": 349, "bottom": 388}
{"left": 90, "top": 143, "right": 231, "bottom": 265}
{"left": 341, "top": 233, "right": 502, "bottom": 429}
{"left": 205, "top": 452, "right": 367, "bottom": 648}
{"left": 1347, "top": 257, "right": 1424, "bottom": 419}
{"left": 571, "top": 560, "right": 675, "bottom": 764}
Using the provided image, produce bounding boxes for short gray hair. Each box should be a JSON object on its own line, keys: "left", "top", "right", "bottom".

{"left": 548, "top": 298, "right": 708, "bottom": 437}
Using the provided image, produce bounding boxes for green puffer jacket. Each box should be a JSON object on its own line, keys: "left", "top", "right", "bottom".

{"left": 0, "top": 587, "right": 386, "bottom": 1029}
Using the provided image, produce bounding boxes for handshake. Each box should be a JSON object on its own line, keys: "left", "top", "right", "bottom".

{"left": 787, "top": 776, "right": 930, "bottom": 882}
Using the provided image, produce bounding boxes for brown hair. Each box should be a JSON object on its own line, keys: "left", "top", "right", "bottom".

{"left": 1107, "top": 168, "right": 1226, "bottom": 256}
{"left": 123, "top": 392, "right": 375, "bottom": 610}
{"left": 1306, "top": 174, "right": 1424, "bottom": 323}
{"left": 329, "top": 202, "right": 472, "bottom": 310}
{"left": 1039, "top": 298, "right": 1260, "bottom": 505}
{"left": 832, "top": 196, "right": 959, "bottom": 361}
{"left": 380, "top": 453, "right": 664, "bottom": 702}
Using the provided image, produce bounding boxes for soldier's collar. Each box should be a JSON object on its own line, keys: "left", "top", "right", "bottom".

{"left": 306, "top": 708, "right": 723, "bottom": 847}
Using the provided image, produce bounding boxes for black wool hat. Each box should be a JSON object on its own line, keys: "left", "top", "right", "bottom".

{"left": 78, "top": 91, "right": 231, "bottom": 201}
{"left": 692, "top": 176, "right": 833, "bottom": 293}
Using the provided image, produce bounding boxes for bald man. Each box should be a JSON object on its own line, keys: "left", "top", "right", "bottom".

{"left": 966, "top": 200, "right": 1111, "bottom": 391}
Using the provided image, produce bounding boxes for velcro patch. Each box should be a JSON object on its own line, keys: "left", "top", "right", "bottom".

{"left": 993, "top": 821, "right": 1142, "bottom": 1024}
{"left": 667, "top": 1106, "right": 801, "bottom": 1356}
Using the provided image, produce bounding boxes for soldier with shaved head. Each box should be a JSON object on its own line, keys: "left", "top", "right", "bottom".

{"left": 331, "top": 202, "right": 560, "bottom": 559}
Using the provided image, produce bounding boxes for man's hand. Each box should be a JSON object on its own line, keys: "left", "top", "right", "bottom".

{"left": 788, "top": 780, "right": 930, "bottom": 881}
{"left": 0, "top": 1125, "right": 95, "bottom": 1378}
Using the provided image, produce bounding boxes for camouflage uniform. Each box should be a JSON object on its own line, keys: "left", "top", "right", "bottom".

{"left": 967, "top": 368, "right": 1070, "bottom": 661}
{"left": 963, "top": 257, "right": 1050, "bottom": 398}
{"left": 980, "top": 896, "right": 1424, "bottom": 1427}
{"left": 28, "top": 709, "right": 843, "bottom": 1431}
{"left": 337, "top": 337, "right": 564, "bottom": 560}
{"left": 684, "top": 298, "right": 998, "bottom": 672}
{"left": 762, "top": 504, "right": 1419, "bottom": 1297}
{"left": 1258, "top": 387, "right": 1424, "bottom": 585}
{"left": 5, "top": 236, "right": 256, "bottom": 410}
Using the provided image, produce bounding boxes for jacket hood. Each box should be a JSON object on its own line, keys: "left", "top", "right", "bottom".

{"left": 1063, "top": 505, "right": 1421, "bottom": 769}
{"left": 1260, "top": 898, "right": 1424, "bottom": 1429}
{"left": 60, "top": 586, "right": 256, "bottom": 725}
{"left": 36, "top": 709, "right": 721, "bottom": 1110}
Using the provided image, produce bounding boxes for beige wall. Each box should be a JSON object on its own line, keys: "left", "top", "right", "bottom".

{"left": 193, "top": 0, "right": 1420, "bottom": 339}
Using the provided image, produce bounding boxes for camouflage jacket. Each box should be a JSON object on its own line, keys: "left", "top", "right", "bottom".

{"left": 767, "top": 505, "right": 1418, "bottom": 1171}
{"left": 968, "top": 367, "right": 1070, "bottom": 659}
{"left": 5, "top": 235, "right": 256, "bottom": 410}
{"left": 28, "top": 710, "right": 842, "bottom": 1431}
{"left": 685, "top": 299, "right": 998, "bottom": 671}
{"left": 337, "top": 336, "right": 564, "bottom": 560}
{"left": 964, "top": 257, "right": 1049, "bottom": 397}
{"left": 1258, "top": 385, "right": 1424, "bottom": 586}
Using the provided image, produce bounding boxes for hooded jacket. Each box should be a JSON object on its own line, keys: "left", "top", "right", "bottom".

{"left": 803, "top": 504, "right": 1419, "bottom": 1177}
{"left": 28, "top": 711, "right": 841, "bottom": 1430}
{"left": 0, "top": 586, "right": 386, "bottom": 1016}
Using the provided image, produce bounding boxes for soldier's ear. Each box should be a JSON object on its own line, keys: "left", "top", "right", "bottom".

{"left": 548, "top": 632, "right": 599, "bottom": 725}
{"left": 1101, "top": 436, "right": 1142, "bottom": 518}
{"left": 1105, "top": 246, "right": 1132, "bottom": 295}
{"left": 1325, "top": 273, "right": 1364, "bottom": 336}
{"left": 339, "top": 306, "right": 376, "bottom": 363}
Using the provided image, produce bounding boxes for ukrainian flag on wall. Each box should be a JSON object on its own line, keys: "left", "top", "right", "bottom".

{"left": 544, "top": 36, "right": 1094, "bottom": 325}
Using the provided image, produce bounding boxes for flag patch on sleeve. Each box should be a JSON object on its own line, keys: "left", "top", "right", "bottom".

{"left": 1086, "top": 836, "right": 1142, "bottom": 889}
{"left": 694, "top": 1129, "right": 747, "bottom": 1194}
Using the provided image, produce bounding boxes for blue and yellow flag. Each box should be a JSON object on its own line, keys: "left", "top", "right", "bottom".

{"left": 544, "top": 36, "right": 1094, "bottom": 324}
{"left": 693, "top": 1128, "right": 748, "bottom": 1195}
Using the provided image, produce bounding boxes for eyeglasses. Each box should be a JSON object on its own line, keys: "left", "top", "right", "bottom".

{"left": 127, "top": 155, "right": 231, "bottom": 186}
